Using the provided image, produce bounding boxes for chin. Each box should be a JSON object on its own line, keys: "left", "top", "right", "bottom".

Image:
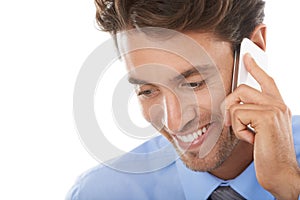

{"left": 179, "top": 148, "right": 226, "bottom": 172}
{"left": 175, "top": 127, "right": 239, "bottom": 172}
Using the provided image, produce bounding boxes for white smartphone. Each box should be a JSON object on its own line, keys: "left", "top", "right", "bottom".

{"left": 231, "top": 38, "right": 268, "bottom": 92}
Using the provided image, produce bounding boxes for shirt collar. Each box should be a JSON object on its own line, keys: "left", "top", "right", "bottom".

{"left": 175, "top": 159, "right": 222, "bottom": 199}
{"left": 176, "top": 159, "right": 274, "bottom": 200}
{"left": 230, "top": 162, "right": 274, "bottom": 200}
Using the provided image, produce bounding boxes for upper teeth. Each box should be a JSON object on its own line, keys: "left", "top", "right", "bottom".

{"left": 177, "top": 126, "right": 208, "bottom": 143}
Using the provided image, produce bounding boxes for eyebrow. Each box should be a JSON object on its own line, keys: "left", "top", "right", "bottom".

{"left": 128, "top": 64, "right": 211, "bottom": 85}
{"left": 173, "top": 66, "right": 204, "bottom": 81}
{"left": 128, "top": 77, "right": 149, "bottom": 85}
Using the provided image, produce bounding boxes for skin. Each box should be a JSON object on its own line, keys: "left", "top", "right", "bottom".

{"left": 122, "top": 26, "right": 300, "bottom": 199}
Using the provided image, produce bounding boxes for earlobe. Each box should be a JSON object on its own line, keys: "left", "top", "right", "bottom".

{"left": 250, "top": 24, "right": 267, "bottom": 51}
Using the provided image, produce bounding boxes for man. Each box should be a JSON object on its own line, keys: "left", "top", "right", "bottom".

{"left": 67, "top": 0, "right": 300, "bottom": 199}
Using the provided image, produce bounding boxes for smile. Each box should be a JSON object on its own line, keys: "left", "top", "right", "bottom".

{"left": 176, "top": 124, "right": 210, "bottom": 143}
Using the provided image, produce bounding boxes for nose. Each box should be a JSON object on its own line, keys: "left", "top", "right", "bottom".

{"left": 162, "top": 91, "right": 197, "bottom": 133}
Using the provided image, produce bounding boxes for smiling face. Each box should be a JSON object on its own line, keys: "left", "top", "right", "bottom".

{"left": 122, "top": 30, "right": 240, "bottom": 172}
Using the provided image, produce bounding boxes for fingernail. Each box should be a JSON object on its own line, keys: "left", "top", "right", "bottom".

{"left": 244, "top": 53, "right": 253, "bottom": 70}
{"left": 244, "top": 53, "right": 251, "bottom": 63}
{"left": 245, "top": 52, "right": 252, "bottom": 58}
{"left": 244, "top": 53, "right": 253, "bottom": 63}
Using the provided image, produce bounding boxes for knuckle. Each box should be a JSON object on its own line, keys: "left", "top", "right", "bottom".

{"left": 276, "top": 103, "right": 291, "bottom": 116}
{"left": 229, "top": 104, "right": 240, "bottom": 115}
{"left": 287, "top": 107, "right": 292, "bottom": 117}
{"left": 273, "top": 106, "right": 281, "bottom": 115}
{"left": 237, "top": 84, "right": 248, "bottom": 92}
{"left": 265, "top": 75, "right": 275, "bottom": 84}
{"left": 261, "top": 76, "right": 275, "bottom": 89}
{"left": 271, "top": 109, "right": 280, "bottom": 121}
{"left": 268, "top": 76, "right": 275, "bottom": 83}
{"left": 281, "top": 104, "right": 291, "bottom": 115}
{"left": 260, "top": 110, "right": 277, "bottom": 123}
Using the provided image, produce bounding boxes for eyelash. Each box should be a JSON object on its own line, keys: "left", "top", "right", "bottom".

{"left": 137, "top": 88, "right": 159, "bottom": 98}
{"left": 180, "top": 80, "right": 206, "bottom": 90}
{"left": 137, "top": 80, "right": 206, "bottom": 98}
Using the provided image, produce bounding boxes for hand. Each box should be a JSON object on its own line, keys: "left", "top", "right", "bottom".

{"left": 224, "top": 53, "right": 300, "bottom": 200}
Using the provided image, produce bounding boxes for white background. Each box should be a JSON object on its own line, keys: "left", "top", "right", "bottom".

{"left": 0, "top": 1, "right": 299, "bottom": 199}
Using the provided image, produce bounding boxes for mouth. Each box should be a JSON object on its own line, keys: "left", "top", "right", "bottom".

{"left": 172, "top": 123, "right": 211, "bottom": 151}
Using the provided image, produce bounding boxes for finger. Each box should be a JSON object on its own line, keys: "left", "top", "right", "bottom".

{"left": 226, "top": 102, "right": 272, "bottom": 126}
{"left": 227, "top": 83, "right": 265, "bottom": 104}
{"left": 223, "top": 84, "right": 281, "bottom": 125}
{"left": 244, "top": 53, "right": 282, "bottom": 99}
{"left": 231, "top": 110, "right": 255, "bottom": 145}
{"left": 229, "top": 104, "right": 272, "bottom": 144}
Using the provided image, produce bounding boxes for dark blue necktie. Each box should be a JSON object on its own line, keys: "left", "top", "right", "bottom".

{"left": 208, "top": 186, "right": 246, "bottom": 200}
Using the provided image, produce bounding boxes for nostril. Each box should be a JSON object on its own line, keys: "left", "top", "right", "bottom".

{"left": 179, "top": 116, "right": 199, "bottom": 133}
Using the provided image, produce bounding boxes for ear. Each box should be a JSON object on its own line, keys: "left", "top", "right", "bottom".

{"left": 250, "top": 24, "right": 267, "bottom": 51}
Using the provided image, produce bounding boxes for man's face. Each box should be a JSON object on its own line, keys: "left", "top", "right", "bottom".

{"left": 122, "top": 30, "right": 239, "bottom": 172}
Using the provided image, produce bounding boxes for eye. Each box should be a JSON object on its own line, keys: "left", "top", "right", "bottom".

{"left": 137, "top": 87, "right": 160, "bottom": 98}
{"left": 180, "top": 80, "right": 206, "bottom": 90}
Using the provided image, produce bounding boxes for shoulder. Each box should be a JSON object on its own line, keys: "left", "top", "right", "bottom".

{"left": 292, "top": 115, "right": 300, "bottom": 163}
{"left": 66, "top": 136, "right": 183, "bottom": 200}
{"left": 66, "top": 164, "right": 153, "bottom": 200}
{"left": 292, "top": 115, "right": 300, "bottom": 144}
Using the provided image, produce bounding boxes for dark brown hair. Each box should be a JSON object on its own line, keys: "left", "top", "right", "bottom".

{"left": 95, "top": 0, "right": 265, "bottom": 50}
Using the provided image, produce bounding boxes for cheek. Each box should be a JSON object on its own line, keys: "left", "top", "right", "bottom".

{"left": 138, "top": 100, "right": 151, "bottom": 122}
{"left": 220, "top": 68, "right": 233, "bottom": 95}
{"left": 196, "top": 81, "right": 226, "bottom": 108}
{"left": 195, "top": 89, "right": 212, "bottom": 109}
{"left": 142, "top": 104, "right": 166, "bottom": 131}
{"left": 141, "top": 105, "right": 151, "bottom": 122}
{"left": 138, "top": 99, "right": 163, "bottom": 126}
{"left": 210, "top": 54, "right": 234, "bottom": 96}
{"left": 215, "top": 59, "right": 235, "bottom": 96}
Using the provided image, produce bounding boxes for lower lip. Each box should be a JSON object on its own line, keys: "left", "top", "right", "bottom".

{"left": 175, "top": 124, "right": 212, "bottom": 151}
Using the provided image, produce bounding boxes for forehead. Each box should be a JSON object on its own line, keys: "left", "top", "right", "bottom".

{"left": 117, "top": 29, "right": 232, "bottom": 82}
{"left": 125, "top": 49, "right": 214, "bottom": 86}
{"left": 125, "top": 48, "right": 207, "bottom": 70}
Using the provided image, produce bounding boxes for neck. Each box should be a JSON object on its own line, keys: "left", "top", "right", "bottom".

{"left": 210, "top": 140, "right": 253, "bottom": 180}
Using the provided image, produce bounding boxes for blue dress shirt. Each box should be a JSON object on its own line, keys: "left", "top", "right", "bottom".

{"left": 67, "top": 116, "right": 300, "bottom": 200}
